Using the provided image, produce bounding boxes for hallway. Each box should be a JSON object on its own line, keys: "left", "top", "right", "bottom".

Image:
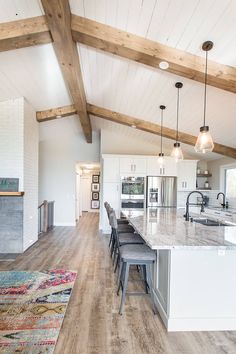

{"left": 1, "top": 213, "right": 236, "bottom": 354}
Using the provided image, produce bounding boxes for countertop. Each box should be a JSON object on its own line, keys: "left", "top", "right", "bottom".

{"left": 122, "top": 208, "right": 236, "bottom": 250}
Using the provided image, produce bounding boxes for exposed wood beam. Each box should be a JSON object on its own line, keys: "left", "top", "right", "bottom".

{"left": 36, "top": 103, "right": 236, "bottom": 159}
{"left": 0, "top": 16, "right": 52, "bottom": 52}
{"left": 36, "top": 104, "right": 76, "bottom": 122}
{"left": 87, "top": 104, "right": 236, "bottom": 159}
{"left": 41, "top": 1, "right": 92, "bottom": 143}
{"left": 71, "top": 15, "right": 236, "bottom": 94}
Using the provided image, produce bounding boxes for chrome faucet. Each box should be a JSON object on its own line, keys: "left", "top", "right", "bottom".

{"left": 217, "top": 192, "right": 226, "bottom": 208}
{"left": 184, "top": 191, "right": 205, "bottom": 221}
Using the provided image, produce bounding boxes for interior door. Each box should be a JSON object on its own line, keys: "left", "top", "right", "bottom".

{"left": 81, "top": 176, "right": 91, "bottom": 212}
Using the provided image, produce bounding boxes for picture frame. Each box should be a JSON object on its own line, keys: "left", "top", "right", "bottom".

{"left": 91, "top": 200, "right": 100, "bottom": 209}
{"left": 91, "top": 183, "right": 100, "bottom": 192}
{"left": 92, "top": 175, "right": 99, "bottom": 183}
{"left": 92, "top": 192, "right": 99, "bottom": 200}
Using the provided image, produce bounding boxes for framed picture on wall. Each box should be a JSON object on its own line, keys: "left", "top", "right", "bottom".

{"left": 92, "top": 175, "right": 99, "bottom": 183}
{"left": 92, "top": 192, "right": 99, "bottom": 200}
{"left": 91, "top": 183, "right": 100, "bottom": 192}
{"left": 91, "top": 200, "right": 100, "bottom": 209}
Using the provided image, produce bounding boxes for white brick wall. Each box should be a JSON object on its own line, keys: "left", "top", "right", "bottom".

{"left": 0, "top": 97, "right": 39, "bottom": 253}
{"left": 23, "top": 100, "right": 39, "bottom": 251}
{"left": 0, "top": 98, "right": 24, "bottom": 190}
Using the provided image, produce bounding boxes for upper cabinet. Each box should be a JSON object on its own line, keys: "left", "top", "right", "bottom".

{"left": 147, "top": 157, "right": 177, "bottom": 176}
{"left": 120, "top": 157, "right": 147, "bottom": 175}
{"left": 103, "top": 157, "right": 120, "bottom": 182}
{"left": 177, "top": 160, "right": 197, "bottom": 191}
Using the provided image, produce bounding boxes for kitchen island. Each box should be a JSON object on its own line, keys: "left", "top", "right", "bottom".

{"left": 122, "top": 208, "right": 236, "bottom": 332}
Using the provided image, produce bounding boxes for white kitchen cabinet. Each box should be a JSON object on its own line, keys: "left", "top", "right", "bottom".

{"left": 177, "top": 160, "right": 197, "bottom": 191}
{"left": 102, "top": 182, "right": 121, "bottom": 232}
{"left": 147, "top": 156, "right": 177, "bottom": 176}
{"left": 103, "top": 157, "right": 120, "bottom": 182}
{"left": 120, "top": 157, "right": 146, "bottom": 174}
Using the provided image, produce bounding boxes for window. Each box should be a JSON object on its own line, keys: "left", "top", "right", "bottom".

{"left": 225, "top": 168, "right": 236, "bottom": 200}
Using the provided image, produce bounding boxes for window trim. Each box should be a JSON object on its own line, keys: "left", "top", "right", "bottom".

{"left": 220, "top": 163, "right": 236, "bottom": 198}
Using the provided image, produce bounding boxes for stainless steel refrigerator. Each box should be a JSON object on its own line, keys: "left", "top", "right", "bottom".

{"left": 146, "top": 176, "right": 177, "bottom": 207}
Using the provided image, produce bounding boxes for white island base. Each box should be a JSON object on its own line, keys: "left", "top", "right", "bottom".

{"left": 155, "top": 249, "right": 236, "bottom": 332}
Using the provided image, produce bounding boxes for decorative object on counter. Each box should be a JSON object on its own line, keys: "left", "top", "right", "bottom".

{"left": 204, "top": 170, "right": 209, "bottom": 174}
{"left": 217, "top": 192, "right": 226, "bottom": 208}
{"left": 92, "top": 174, "right": 99, "bottom": 183}
{"left": 92, "top": 192, "right": 99, "bottom": 200}
{"left": 204, "top": 180, "right": 209, "bottom": 189}
{"left": 0, "top": 178, "right": 19, "bottom": 192}
{"left": 171, "top": 82, "right": 184, "bottom": 161}
{"left": 195, "top": 41, "right": 214, "bottom": 154}
{"left": 91, "top": 200, "right": 100, "bottom": 209}
{"left": 158, "top": 105, "right": 166, "bottom": 166}
{"left": 91, "top": 183, "right": 99, "bottom": 192}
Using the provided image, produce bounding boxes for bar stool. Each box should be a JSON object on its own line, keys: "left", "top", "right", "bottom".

{"left": 104, "top": 202, "right": 135, "bottom": 254}
{"left": 108, "top": 209, "right": 144, "bottom": 271}
{"left": 109, "top": 210, "right": 157, "bottom": 315}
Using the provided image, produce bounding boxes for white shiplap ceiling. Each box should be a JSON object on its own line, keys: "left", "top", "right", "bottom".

{"left": 0, "top": 0, "right": 236, "bottom": 160}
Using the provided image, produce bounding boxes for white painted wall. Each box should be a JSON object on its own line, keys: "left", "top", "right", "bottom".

{"left": 207, "top": 157, "right": 236, "bottom": 190}
{"left": 39, "top": 117, "right": 100, "bottom": 225}
{"left": 100, "top": 129, "right": 196, "bottom": 159}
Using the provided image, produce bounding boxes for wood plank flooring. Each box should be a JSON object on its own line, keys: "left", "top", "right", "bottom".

{"left": 1, "top": 212, "right": 236, "bottom": 354}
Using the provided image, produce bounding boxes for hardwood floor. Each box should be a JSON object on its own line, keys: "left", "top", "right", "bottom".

{"left": 1, "top": 212, "right": 236, "bottom": 354}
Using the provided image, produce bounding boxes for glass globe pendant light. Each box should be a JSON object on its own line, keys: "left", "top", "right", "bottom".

{"left": 158, "top": 105, "right": 166, "bottom": 166}
{"left": 195, "top": 41, "right": 214, "bottom": 153}
{"left": 171, "top": 82, "right": 184, "bottom": 161}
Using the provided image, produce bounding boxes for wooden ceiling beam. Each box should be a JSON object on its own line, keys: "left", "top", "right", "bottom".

{"left": 41, "top": 1, "right": 92, "bottom": 143}
{"left": 71, "top": 15, "right": 236, "bottom": 94}
{"left": 36, "top": 104, "right": 76, "bottom": 122}
{"left": 36, "top": 103, "right": 236, "bottom": 159}
{"left": 0, "top": 16, "right": 52, "bottom": 52}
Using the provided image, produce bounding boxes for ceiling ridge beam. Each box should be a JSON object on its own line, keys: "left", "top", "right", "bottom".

{"left": 41, "top": 0, "right": 92, "bottom": 143}
{"left": 36, "top": 103, "right": 236, "bottom": 159}
{"left": 71, "top": 15, "right": 236, "bottom": 94}
{"left": 0, "top": 16, "right": 52, "bottom": 52}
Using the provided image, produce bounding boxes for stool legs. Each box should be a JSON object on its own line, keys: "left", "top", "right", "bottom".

{"left": 146, "top": 263, "right": 157, "bottom": 315}
{"left": 119, "top": 262, "right": 130, "bottom": 315}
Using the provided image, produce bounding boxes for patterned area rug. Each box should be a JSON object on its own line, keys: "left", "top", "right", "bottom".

{"left": 0, "top": 269, "right": 77, "bottom": 353}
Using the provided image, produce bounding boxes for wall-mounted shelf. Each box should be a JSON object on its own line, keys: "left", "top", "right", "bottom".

{"left": 0, "top": 191, "right": 24, "bottom": 196}
{"left": 196, "top": 187, "right": 211, "bottom": 190}
{"left": 197, "top": 174, "right": 212, "bottom": 177}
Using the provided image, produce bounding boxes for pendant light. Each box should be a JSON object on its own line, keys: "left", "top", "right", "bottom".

{"left": 171, "top": 82, "right": 184, "bottom": 161}
{"left": 158, "top": 105, "right": 166, "bottom": 166}
{"left": 195, "top": 41, "right": 214, "bottom": 153}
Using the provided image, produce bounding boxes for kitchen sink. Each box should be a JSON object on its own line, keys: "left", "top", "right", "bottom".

{"left": 192, "top": 218, "right": 236, "bottom": 227}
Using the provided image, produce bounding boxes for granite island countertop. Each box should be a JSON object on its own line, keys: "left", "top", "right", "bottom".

{"left": 122, "top": 208, "right": 236, "bottom": 250}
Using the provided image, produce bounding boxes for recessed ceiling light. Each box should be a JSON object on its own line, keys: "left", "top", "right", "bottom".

{"left": 131, "top": 124, "right": 136, "bottom": 128}
{"left": 56, "top": 115, "right": 62, "bottom": 118}
{"left": 159, "top": 61, "right": 169, "bottom": 70}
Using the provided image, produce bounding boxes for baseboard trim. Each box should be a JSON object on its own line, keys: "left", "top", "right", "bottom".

{"left": 54, "top": 222, "right": 76, "bottom": 227}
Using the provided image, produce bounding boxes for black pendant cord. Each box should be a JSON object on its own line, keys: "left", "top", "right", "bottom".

{"left": 176, "top": 87, "right": 180, "bottom": 143}
{"left": 203, "top": 50, "right": 208, "bottom": 127}
{"left": 160, "top": 110, "right": 163, "bottom": 154}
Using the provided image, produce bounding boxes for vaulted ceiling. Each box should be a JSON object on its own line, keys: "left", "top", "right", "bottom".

{"left": 0, "top": 0, "right": 236, "bottom": 160}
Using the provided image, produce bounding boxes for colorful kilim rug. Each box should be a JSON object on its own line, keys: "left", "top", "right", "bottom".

{"left": 0, "top": 269, "right": 77, "bottom": 353}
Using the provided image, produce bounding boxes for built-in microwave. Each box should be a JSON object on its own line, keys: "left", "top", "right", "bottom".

{"left": 121, "top": 176, "right": 145, "bottom": 200}
{"left": 121, "top": 176, "right": 145, "bottom": 209}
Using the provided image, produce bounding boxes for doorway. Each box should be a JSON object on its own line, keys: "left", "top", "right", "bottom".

{"left": 75, "top": 162, "right": 100, "bottom": 220}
